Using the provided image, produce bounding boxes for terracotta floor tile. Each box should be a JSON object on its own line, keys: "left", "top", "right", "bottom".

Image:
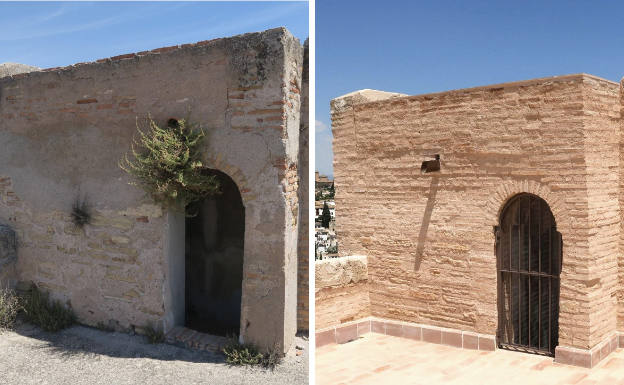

{"left": 316, "top": 334, "right": 624, "bottom": 385}
{"left": 530, "top": 359, "right": 553, "bottom": 371}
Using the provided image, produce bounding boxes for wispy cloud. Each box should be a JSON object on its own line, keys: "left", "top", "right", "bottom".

{"left": 0, "top": 3, "right": 189, "bottom": 42}
{"left": 316, "top": 120, "right": 328, "bottom": 133}
{"left": 120, "top": 2, "right": 306, "bottom": 50}
{"left": 34, "top": 5, "right": 68, "bottom": 23}
{"left": 192, "top": 2, "right": 305, "bottom": 37}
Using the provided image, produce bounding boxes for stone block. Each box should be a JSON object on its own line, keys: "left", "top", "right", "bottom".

{"left": 315, "top": 255, "right": 368, "bottom": 290}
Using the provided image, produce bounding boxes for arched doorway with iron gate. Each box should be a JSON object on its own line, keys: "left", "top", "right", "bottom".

{"left": 496, "top": 193, "right": 562, "bottom": 356}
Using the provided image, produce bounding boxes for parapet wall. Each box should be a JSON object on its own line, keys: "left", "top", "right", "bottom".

{"left": 0, "top": 27, "right": 304, "bottom": 352}
{"left": 315, "top": 255, "right": 370, "bottom": 330}
{"left": 331, "top": 74, "right": 621, "bottom": 352}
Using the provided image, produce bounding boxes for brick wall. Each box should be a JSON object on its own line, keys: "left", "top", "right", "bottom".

{"left": 331, "top": 74, "right": 621, "bottom": 350}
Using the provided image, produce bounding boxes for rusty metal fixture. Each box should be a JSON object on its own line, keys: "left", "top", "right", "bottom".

{"left": 420, "top": 154, "right": 440, "bottom": 173}
{"left": 495, "top": 194, "right": 561, "bottom": 356}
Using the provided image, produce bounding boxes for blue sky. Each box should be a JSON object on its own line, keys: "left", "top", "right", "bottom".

{"left": 316, "top": 0, "right": 624, "bottom": 177}
{"left": 0, "top": 1, "right": 308, "bottom": 68}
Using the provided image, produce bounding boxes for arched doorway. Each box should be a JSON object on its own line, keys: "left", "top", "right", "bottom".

{"left": 185, "top": 169, "right": 245, "bottom": 336}
{"left": 496, "top": 193, "right": 561, "bottom": 356}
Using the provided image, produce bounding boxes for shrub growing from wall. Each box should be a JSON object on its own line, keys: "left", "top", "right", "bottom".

{"left": 120, "top": 116, "right": 221, "bottom": 211}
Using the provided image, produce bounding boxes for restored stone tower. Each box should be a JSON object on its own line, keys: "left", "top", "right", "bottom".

{"left": 322, "top": 74, "right": 624, "bottom": 367}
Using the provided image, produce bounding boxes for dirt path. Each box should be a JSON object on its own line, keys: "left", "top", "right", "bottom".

{"left": 0, "top": 323, "right": 308, "bottom": 385}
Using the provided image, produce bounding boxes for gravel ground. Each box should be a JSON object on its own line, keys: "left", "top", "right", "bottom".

{"left": 0, "top": 323, "right": 308, "bottom": 385}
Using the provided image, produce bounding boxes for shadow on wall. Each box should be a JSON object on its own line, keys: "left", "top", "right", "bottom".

{"left": 414, "top": 175, "right": 439, "bottom": 271}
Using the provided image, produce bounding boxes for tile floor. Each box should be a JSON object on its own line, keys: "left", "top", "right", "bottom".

{"left": 316, "top": 333, "right": 624, "bottom": 385}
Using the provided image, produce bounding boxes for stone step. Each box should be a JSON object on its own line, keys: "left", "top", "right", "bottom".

{"left": 165, "top": 326, "right": 229, "bottom": 353}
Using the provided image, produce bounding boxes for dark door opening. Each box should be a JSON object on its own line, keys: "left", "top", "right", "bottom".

{"left": 185, "top": 169, "right": 245, "bottom": 336}
{"left": 496, "top": 194, "right": 561, "bottom": 356}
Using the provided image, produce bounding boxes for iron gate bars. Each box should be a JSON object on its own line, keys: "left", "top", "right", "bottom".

{"left": 495, "top": 194, "right": 562, "bottom": 356}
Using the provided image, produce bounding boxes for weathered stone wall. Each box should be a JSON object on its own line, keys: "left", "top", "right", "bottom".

{"left": 279, "top": 31, "right": 303, "bottom": 348}
{"left": 315, "top": 256, "right": 370, "bottom": 330}
{"left": 331, "top": 74, "right": 621, "bottom": 351}
{"left": 0, "top": 27, "right": 304, "bottom": 352}
{"left": 297, "top": 39, "right": 309, "bottom": 331}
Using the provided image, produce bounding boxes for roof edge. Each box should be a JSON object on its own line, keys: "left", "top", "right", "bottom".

{"left": 331, "top": 73, "right": 619, "bottom": 112}
{"left": 0, "top": 27, "right": 293, "bottom": 82}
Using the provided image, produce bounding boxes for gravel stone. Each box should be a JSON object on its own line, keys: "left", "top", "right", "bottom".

{"left": 0, "top": 323, "right": 308, "bottom": 384}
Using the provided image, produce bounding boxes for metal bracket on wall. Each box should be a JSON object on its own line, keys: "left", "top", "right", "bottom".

{"left": 421, "top": 154, "right": 441, "bottom": 173}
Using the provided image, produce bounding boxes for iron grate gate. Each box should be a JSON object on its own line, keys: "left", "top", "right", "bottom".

{"left": 495, "top": 194, "right": 561, "bottom": 356}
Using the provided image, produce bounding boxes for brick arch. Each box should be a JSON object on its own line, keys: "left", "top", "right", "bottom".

{"left": 484, "top": 180, "right": 567, "bottom": 229}
{"left": 202, "top": 154, "right": 253, "bottom": 207}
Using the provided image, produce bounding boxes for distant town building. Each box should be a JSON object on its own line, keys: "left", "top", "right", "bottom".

{"left": 315, "top": 172, "right": 337, "bottom": 259}
{"left": 315, "top": 227, "right": 337, "bottom": 260}
{"left": 315, "top": 171, "right": 333, "bottom": 189}
{"left": 315, "top": 201, "right": 335, "bottom": 220}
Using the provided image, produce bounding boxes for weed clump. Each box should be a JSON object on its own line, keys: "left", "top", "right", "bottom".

{"left": 222, "top": 338, "right": 283, "bottom": 370}
{"left": 70, "top": 195, "right": 92, "bottom": 228}
{"left": 0, "top": 287, "right": 21, "bottom": 330}
{"left": 144, "top": 322, "right": 165, "bottom": 344}
{"left": 21, "top": 284, "right": 75, "bottom": 332}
